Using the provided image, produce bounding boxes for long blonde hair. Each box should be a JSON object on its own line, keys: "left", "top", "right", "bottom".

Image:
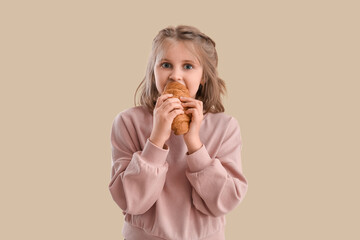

{"left": 134, "top": 25, "right": 226, "bottom": 114}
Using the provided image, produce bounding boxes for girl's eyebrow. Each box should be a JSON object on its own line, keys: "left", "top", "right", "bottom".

{"left": 160, "top": 58, "right": 197, "bottom": 64}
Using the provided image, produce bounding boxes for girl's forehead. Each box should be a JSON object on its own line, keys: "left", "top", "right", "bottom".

{"left": 156, "top": 40, "right": 201, "bottom": 64}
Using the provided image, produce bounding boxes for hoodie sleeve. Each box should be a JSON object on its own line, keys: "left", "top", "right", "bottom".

{"left": 185, "top": 117, "right": 248, "bottom": 217}
{"left": 108, "top": 112, "right": 169, "bottom": 215}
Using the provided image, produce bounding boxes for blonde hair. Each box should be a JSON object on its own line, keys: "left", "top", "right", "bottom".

{"left": 134, "top": 25, "right": 226, "bottom": 114}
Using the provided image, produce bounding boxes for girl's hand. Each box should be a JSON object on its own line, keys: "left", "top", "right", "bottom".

{"left": 149, "top": 94, "right": 184, "bottom": 148}
{"left": 180, "top": 96, "right": 204, "bottom": 154}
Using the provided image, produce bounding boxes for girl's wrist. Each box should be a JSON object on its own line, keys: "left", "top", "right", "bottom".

{"left": 149, "top": 136, "right": 166, "bottom": 149}
{"left": 185, "top": 137, "right": 203, "bottom": 154}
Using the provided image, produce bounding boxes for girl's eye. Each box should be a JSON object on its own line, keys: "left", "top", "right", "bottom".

{"left": 184, "top": 64, "right": 193, "bottom": 70}
{"left": 160, "top": 62, "right": 193, "bottom": 69}
{"left": 161, "top": 62, "right": 171, "bottom": 68}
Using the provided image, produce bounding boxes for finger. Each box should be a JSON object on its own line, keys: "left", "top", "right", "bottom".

{"left": 162, "top": 101, "right": 184, "bottom": 113}
{"left": 164, "top": 97, "right": 181, "bottom": 103}
{"left": 179, "top": 96, "right": 193, "bottom": 101}
{"left": 180, "top": 96, "right": 200, "bottom": 103}
{"left": 182, "top": 100, "right": 203, "bottom": 109}
{"left": 169, "top": 109, "right": 185, "bottom": 119}
{"left": 158, "top": 93, "right": 173, "bottom": 103}
{"left": 160, "top": 97, "right": 182, "bottom": 109}
{"left": 185, "top": 108, "right": 197, "bottom": 115}
{"left": 181, "top": 101, "right": 197, "bottom": 107}
{"left": 156, "top": 94, "right": 173, "bottom": 108}
{"left": 185, "top": 108, "right": 203, "bottom": 118}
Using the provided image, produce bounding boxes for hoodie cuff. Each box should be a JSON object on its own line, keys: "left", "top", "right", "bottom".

{"left": 186, "top": 145, "right": 213, "bottom": 172}
{"left": 141, "top": 139, "right": 169, "bottom": 167}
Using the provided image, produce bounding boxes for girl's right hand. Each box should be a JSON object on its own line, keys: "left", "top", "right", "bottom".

{"left": 149, "top": 94, "right": 184, "bottom": 148}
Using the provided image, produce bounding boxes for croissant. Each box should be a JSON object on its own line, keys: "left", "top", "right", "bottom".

{"left": 162, "top": 82, "right": 191, "bottom": 135}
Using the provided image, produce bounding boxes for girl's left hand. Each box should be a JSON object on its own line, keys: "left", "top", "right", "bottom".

{"left": 180, "top": 96, "right": 204, "bottom": 154}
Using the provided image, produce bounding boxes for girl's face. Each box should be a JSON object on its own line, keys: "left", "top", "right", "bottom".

{"left": 154, "top": 41, "right": 203, "bottom": 98}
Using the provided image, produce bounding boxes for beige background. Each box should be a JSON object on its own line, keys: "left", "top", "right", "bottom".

{"left": 1, "top": 0, "right": 359, "bottom": 239}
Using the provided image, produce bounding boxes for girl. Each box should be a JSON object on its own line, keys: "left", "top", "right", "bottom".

{"left": 109, "top": 25, "right": 248, "bottom": 240}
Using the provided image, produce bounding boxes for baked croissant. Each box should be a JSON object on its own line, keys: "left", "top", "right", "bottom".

{"left": 162, "top": 82, "right": 191, "bottom": 135}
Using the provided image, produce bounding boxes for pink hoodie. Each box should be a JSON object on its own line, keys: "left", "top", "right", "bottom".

{"left": 109, "top": 106, "right": 248, "bottom": 240}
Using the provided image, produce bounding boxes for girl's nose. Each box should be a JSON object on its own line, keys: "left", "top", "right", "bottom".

{"left": 169, "top": 67, "right": 183, "bottom": 82}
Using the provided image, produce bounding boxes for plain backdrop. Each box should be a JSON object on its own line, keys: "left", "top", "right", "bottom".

{"left": 1, "top": 0, "right": 359, "bottom": 239}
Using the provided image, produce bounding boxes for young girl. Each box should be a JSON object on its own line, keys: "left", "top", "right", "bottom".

{"left": 109, "top": 25, "right": 248, "bottom": 240}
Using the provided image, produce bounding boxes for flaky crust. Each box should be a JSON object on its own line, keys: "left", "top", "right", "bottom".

{"left": 162, "top": 82, "right": 191, "bottom": 135}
